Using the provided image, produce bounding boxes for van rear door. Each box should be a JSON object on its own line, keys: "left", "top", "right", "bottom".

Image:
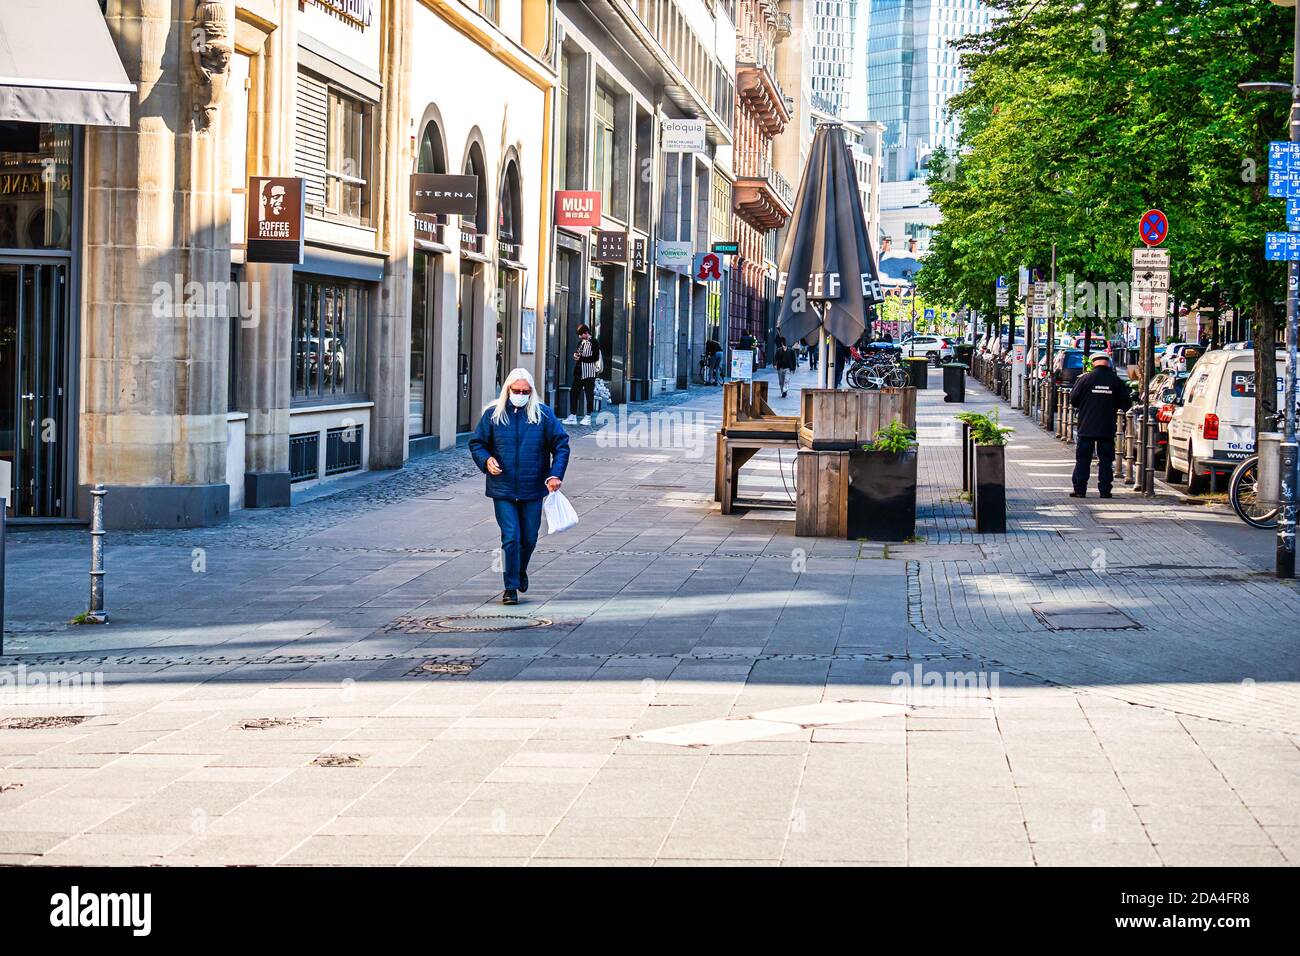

{"left": 1215, "top": 357, "right": 1285, "bottom": 460}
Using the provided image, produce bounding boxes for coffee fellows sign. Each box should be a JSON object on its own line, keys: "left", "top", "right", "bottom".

{"left": 246, "top": 177, "right": 304, "bottom": 264}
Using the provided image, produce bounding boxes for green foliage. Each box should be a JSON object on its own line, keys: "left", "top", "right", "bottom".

{"left": 863, "top": 420, "right": 919, "bottom": 453}
{"left": 957, "top": 410, "right": 1014, "bottom": 446}
{"left": 914, "top": 0, "right": 1291, "bottom": 358}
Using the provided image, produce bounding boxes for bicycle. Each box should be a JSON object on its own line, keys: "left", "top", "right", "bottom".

{"left": 1228, "top": 456, "right": 1277, "bottom": 529}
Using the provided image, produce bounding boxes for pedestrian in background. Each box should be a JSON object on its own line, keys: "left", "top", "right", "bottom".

{"left": 470, "top": 368, "right": 570, "bottom": 605}
{"left": 1069, "top": 351, "right": 1132, "bottom": 499}
{"left": 773, "top": 335, "right": 797, "bottom": 397}
{"left": 562, "top": 324, "right": 601, "bottom": 426}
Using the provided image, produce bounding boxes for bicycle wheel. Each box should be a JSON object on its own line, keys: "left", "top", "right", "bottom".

{"left": 1229, "top": 457, "right": 1279, "bottom": 529}
{"left": 886, "top": 366, "right": 909, "bottom": 388}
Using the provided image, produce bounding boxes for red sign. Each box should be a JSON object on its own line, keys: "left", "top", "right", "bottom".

{"left": 555, "top": 190, "right": 601, "bottom": 227}
{"left": 1139, "top": 208, "right": 1168, "bottom": 247}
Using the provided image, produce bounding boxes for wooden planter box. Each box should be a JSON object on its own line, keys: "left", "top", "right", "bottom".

{"left": 798, "top": 387, "right": 917, "bottom": 450}
{"left": 795, "top": 449, "right": 849, "bottom": 538}
{"left": 846, "top": 448, "right": 918, "bottom": 541}
{"left": 973, "top": 444, "right": 1007, "bottom": 534}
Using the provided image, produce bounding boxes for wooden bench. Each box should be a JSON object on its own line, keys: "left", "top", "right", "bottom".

{"left": 714, "top": 381, "right": 800, "bottom": 513}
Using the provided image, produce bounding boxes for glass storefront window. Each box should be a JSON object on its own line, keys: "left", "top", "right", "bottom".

{"left": 292, "top": 274, "right": 370, "bottom": 404}
{"left": 0, "top": 122, "right": 73, "bottom": 251}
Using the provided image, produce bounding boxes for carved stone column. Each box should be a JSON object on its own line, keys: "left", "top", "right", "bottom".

{"left": 369, "top": 0, "right": 415, "bottom": 469}
{"left": 82, "top": 0, "right": 235, "bottom": 528}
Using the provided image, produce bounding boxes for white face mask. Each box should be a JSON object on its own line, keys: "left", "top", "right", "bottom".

{"left": 509, "top": 391, "right": 530, "bottom": 408}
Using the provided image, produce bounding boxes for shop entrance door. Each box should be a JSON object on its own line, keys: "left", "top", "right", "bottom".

{"left": 0, "top": 261, "right": 69, "bottom": 517}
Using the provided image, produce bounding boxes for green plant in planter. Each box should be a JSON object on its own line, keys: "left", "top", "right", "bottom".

{"left": 969, "top": 409, "right": 1013, "bottom": 446}
{"left": 863, "top": 420, "right": 917, "bottom": 453}
{"left": 954, "top": 411, "right": 987, "bottom": 427}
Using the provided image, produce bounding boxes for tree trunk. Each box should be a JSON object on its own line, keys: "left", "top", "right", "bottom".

{"left": 1253, "top": 299, "right": 1278, "bottom": 438}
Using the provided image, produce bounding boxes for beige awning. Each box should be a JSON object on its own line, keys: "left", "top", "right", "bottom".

{"left": 0, "top": 0, "right": 134, "bottom": 127}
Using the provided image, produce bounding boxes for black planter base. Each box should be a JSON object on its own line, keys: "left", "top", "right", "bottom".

{"left": 974, "top": 445, "right": 1007, "bottom": 533}
{"left": 847, "top": 449, "right": 918, "bottom": 541}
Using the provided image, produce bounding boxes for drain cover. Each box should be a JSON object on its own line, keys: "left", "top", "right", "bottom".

{"left": 0, "top": 716, "right": 87, "bottom": 730}
{"left": 237, "top": 717, "right": 321, "bottom": 730}
{"left": 1030, "top": 601, "right": 1140, "bottom": 630}
{"left": 387, "top": 614, "right": 550, "bottom": 633}
{"left": 312, "top": 753, "right": 363, "bottom": 768}
{"left": 409, "top": 659, "right": 481, "bottom": 676}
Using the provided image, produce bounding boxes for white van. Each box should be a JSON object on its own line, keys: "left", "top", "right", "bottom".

{"left": 1165, "top": 349, "right": 1285, "bottom": 493}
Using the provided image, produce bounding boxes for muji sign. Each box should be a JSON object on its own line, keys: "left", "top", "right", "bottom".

{"left": 555, "top": 190, "right": 601, "bottom": 227}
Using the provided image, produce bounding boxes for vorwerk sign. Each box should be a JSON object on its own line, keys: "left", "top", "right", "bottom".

{"left": 410, "top": 174, "right": 479, "bottom": 216}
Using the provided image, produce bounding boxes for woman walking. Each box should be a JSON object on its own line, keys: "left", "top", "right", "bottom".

{"left": 562, "top": 324, "right": 602, "bottom": 425}
{"left": 470, "top": 368, "right": 570, "bottom": 605}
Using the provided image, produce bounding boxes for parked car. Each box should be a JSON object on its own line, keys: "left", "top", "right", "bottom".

{"left": 1050, "top": 348, "right": 1087, "bottom": 385}
{"left": 900, "top": 334, "right": 955, "bottom": 366}
{"left": 1165, "top": 349, "right": 1285, "bottom": 494}
{"left": 1070, "top": 335, "right": 1111, "bottom": 352}
{"left": 1161, "top": 342, "right": 1203, "bottom": 372}
{"left": 1145, "top": 370, "right": 1191, "bottom": 470}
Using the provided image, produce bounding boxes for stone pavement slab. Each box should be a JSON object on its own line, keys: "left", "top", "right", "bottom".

{"left": 1, "top": 369, "right": 1296, "bottom": 865}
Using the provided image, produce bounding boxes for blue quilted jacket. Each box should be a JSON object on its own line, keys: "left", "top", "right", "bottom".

{"left": 468, "top": 403, "right": 570, "bottom": 501}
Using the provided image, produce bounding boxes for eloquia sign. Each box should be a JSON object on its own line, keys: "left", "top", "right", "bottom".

{"left": 777, "top": 270, "right": 884, "bottom": 303}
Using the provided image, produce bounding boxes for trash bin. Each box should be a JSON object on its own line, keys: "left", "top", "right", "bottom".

{"left": 904, "top": 356, "right": 929, "bottom": 389}
{"left": 943, "top": 363, "right": 967, "bottom": 403}
{"left": 953, "top": 343, "right": 974, "bottom": 368}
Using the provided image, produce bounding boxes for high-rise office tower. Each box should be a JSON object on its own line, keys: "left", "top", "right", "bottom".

{"left": 867, "top": 0, "right": 991, "bottom": 183}
{"left": 810, "top": 0, "right": 858, "bottom": 117}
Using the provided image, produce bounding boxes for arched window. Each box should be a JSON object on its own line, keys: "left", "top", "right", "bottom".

{"left": 463, "top": 142, "right": 488, "bottom": 236}
{"left": 498, "top": 159, "right": 522, "bottom": 259}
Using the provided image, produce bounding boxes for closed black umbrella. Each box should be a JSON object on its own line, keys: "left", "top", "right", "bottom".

{"left": 775, "top": 123, "right": 885, "bottom": 368}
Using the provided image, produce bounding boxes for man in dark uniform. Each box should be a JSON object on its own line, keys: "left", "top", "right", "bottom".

{"left": 1069, "top": 351, "right": 1132, "bottom": 498}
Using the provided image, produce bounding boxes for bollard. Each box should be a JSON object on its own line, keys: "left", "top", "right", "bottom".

{"left": 88, "top": 484, "right": 107, "bottom": 623}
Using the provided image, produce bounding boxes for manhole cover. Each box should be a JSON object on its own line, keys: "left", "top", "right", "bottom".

{"left": 409, "top": 659, "right": 481, "bottom": 676}
{"left": 0, "top": 716, "right": 87, "bottom": 730}
{"left": 236, "top": 717, "right": 322, "bottom": 730}
{"left": 312, "top": 753, "right": 363, "bottom": 768}
{"left": 1057, "top": 528, "right": 1121, "bottom": 540}
{"left": 387, "top": 614, "right": 550, "bottom": 634}
{"left": 1030, "top": 601, "right": 1141, "bottom": 630}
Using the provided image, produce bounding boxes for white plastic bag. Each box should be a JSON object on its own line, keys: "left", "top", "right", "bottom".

{"left": 543, "top": 490, "right": 578, "bottom": 535}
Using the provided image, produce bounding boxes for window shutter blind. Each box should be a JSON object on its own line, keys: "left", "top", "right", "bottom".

{"left": 295, "top": 72, "right": 328, "bottom": 213}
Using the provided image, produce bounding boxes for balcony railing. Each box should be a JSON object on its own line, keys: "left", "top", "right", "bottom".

{"left": 733, "top": 150, "right": 794, "bottom": 230}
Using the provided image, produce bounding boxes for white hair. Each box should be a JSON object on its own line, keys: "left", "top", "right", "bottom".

{"left": 490, "top": 367, "right": 541, "bottom": 425}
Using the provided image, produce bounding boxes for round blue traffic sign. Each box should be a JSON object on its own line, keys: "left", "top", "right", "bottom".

{"left": 1140, "top": 209, "right": 1168, "bottom": 247}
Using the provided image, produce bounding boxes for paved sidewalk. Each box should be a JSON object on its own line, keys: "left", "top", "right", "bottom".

{"left": 0, "top": 365, "right": 1296, "bottom": 866}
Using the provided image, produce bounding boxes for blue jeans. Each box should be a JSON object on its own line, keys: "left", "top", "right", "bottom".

{"left": 493, "top": 498, "right": 543, "bottom": 590}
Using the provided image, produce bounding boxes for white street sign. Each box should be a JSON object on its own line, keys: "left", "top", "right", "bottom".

{"left": 1132, "top": 269, "right": 1170, "bottom": 292}
{"left": 1131, "top": 286, "right": 1168, "bottom": 319}
{"left": 1132, "top": 248, "right": 1170, "bottom": 270}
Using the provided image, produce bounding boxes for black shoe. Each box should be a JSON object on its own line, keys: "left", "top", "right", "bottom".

{"left": 1069, "top": 492, "right": 1086, "bottom": 498}
{"left": 1099, "top": 491, "right": 1113, "bottom": 498}
{"left": 502, "top": 589, "right": 518, "bottom": 605}
{"left": 519, "top": 573, "right": 528, "bottom": 593}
